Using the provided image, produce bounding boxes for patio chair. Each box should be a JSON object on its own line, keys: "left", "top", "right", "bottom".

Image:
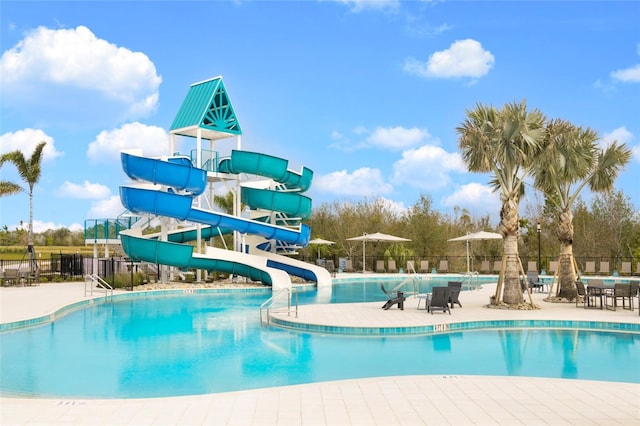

{"left": 438, "top": 260, "right": 449, "bottom": 273}
{"left": 419, "top": 260, "right": 430, "bottom": 273}
{"left": 605, "top": 283, "right": 632, "bottom": 311}
{"left": 480, "top": 260, "right": 491, "bottom": 274}
{"left": 636, "top": 262, "right": 640, "bottom": 275}
{"left": 376, "top": 260, "right": 386, "bottom": 273}
{"left": 584, "top": 261, "right": 596, "bottom": 274}
{"left": 447, "top": 281, "right": 462, "bottom": 308}
{"left": 493, "top": 260, "right": 502, "bottom": 273}
{"left": 526, "top": 271, "right": 544, "bottom": 292}
{"left": 575, "top": 280, "right": 588, "bottom": 308}
{"left": 427, "top": 286, "right": 451, "bottom": 315}
{"left": 630, "top": 281, "right": 639, "bottom": 310}
{"left": 3, "top": 269, "right": 19, "bottom": 286}
{"left": 387, "top": 259, "right": 398, "bottom": 273}
{"left": 406, "top": 260, "right": 416, "bottom": 274}
{"left": 548, "top": 261, "right": 558, "bottom": 275}
{"left": 620, "top": 262, "right": 631, "bottom": 275}
{"left": 527, "top": 261, "right": 537, "bottom": 273}
{"left": 598, "top": 261, "right": 610, "bottom": 275}
{"left": 380, "top": 283, "right": 405, "bottom": 310}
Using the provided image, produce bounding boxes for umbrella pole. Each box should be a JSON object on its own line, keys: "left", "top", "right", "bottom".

{"left": 466, "top": 240, "right": 470, "bottom": 273}
{"left": 362, "top": 241, "right": 366, "bottom": 272}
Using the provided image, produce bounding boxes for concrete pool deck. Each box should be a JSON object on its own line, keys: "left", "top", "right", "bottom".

{"left": 1, "top": 279, "right": 639, "bottom": 425}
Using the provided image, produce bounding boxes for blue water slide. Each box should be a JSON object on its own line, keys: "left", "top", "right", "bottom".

{"left": 120, "top": 186, "right": 310, "bottom": 246}
{"left": 121, "top": 152, "right": 207, "bottom": 196}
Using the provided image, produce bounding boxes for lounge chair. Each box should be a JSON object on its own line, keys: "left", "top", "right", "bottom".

{"left": 380, "top": 283, "right": 405, "bottom": 310}
{"left": 376, "top": 260, "right": 386, "bottom": 273}
{"left": 419, "top": 260, "right": 430, "bottom": 273}
{"left": 388, "top": 259, "right": 398, "bottom": 273}
{"left": 325, "top": 260, "right": 336, "bottom": 277}
{"left": 438, "top": 260, "right": 449, "bottom": 273}
{"left": 584, "top": 261, "right": 596, "bottom": 274}
{"left": 2, "top": 269, "right": 19, "bottom": 286}
{"left": 343, "top": 259, "right": 354, "bottom": 272}
{"left": 548, "top": 261, "right": 558, "bottom": 275}
{"left": 480, "top": 260, "right": 491, "bottom": 274}
{"left": 427, "top": 286, "right": 451, "bottom": 315}
{"left": 527, "top": 261, "right": 537, "bottom": 273}
{"left": 620, "top": 262, "right": 631, "bottom": 276}
{"left": 447, "top": 281, "right": 462, "bottom": 308}
{"left": 406, "top": 260, "right": 416, "bottom": 274}
{"left": 493, "top": 260, "right": 502, "bottom": 273}
{"left": 526, "top": 271, "right": 544, "bottom": 292}
{"left": 598, "top": 261, "right": 610, "bottom": 275}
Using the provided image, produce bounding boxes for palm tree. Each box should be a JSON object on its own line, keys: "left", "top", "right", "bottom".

{"left": 0, "top": 141, "right": 47, "bottom": 271}
{"left": 456, "top": 101, "right": 546, "bottom": 305}
{"left": 532, "top": 119, "right": 632, "bottom": 300}
{"left": 0, "top": 181, "right": 23, "bottom": 197}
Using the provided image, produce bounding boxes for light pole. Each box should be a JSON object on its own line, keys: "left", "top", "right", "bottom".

{"left": 537, "top": 222, "right": 542, "bottom": 274}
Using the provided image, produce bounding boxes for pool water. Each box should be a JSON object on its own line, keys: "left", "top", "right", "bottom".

{"left": 1, "top": 284, "right": 638, "bottom": 398}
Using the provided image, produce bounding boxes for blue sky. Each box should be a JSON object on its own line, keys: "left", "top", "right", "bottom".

{"left": 1, "top": 0, "right": 639, "bottom": 233}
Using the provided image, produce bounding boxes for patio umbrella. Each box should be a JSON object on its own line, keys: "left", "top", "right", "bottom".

{"left": 346, "top": 232, "right": 411, "bottom": 272}
{"left": 308, "top": 238, "right": 335, "bottom": 259}
{"left": 448, "top": 231, "right": 503, "bottom": 272}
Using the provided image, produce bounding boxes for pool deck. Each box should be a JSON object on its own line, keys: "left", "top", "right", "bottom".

{"left": 1, "top": 278, "right": 639, "bottom": 425}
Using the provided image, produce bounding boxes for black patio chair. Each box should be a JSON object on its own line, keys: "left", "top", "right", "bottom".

{"left": 381, "top": 283, "right": 405, "bottom": 310}
{"left": 428, "top": 286, "right": 451, "bottom": 315}
{"left": 526, "top": 271, "right": 544, "bottom": 293}
{"left": 447, "top": 281, "right": 462, "bottom": 308}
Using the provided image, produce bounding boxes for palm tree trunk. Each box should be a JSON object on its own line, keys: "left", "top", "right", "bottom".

{"left": 499, "top": 195, "right": 524, "bottom": 305}
{"left": 557, "top": 208, "right": 577, "bottom": 300}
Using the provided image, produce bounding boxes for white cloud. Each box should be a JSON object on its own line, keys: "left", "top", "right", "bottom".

{"left": 87, "top": 122, "right": 171, "bottom": 164}
{"left": 611, "top": 65, "right": 640, "bottom": 83}
{"left": 333, "top": 0, "right": 400, "bottom": 13}
{"left": 442, "top": 182, "right": 501, "bottom": 218}
{"left": 315, "top": 167, "right": 393, "bottom": 197}
{"left": 330, "top": 125, "right": 431, "bottom": 151}
{"left": 87, "top": 195, "right": 125, "bottom": 219}
{"left": 392, "top": 145, "right": 466, "bottom": 190}
{"left": 58, "top": 180, "right": 111, "bottom": 199}
{"left": 0, "top": 25, "right": 161, "bottom": 119}
{"left": 404, "top": 39, "right": 494, "bottom": 79}
{"left": 366, "top": 126, "right": 430, "bottom": 150}
{"left": 0, "top": 128, "right": 63, "bottom": 160}
{"left": 601, "top": 126, "right": 633, "bottom": 146}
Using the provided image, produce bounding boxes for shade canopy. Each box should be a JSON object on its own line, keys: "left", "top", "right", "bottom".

{"left": 448, "top": 231, "right": 503, "bottom": 242}
{"left": 346, "top": 232, "right": 411, "bottom": 272}
{"left": 448, "top": 231, "right": 503, "bottom": 272}
{"left": 308, "top": 238, "right": 335, "bottom": 258}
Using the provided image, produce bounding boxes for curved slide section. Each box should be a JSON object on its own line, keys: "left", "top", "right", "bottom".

{"left": 121, "top": 186, "right": 311, "bottom": 246}
{"left": 122, "top": 152, "right": 207, "bottom": 196}
{"left": 241, "top": 187, "right": 312, "bottom": 219}
{"left": 120, "top": 229, "right": 291, "bottom": 290}
{"left": 218, "top": 150, "right": 313, "bottom": 192}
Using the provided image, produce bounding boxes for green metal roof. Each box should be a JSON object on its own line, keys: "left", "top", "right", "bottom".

{"left": 169, "top": 76, "right": 242, "bottom": 140}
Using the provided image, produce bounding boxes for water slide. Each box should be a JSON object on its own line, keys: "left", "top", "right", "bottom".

{"left": 119, "top": 152, "right": 331, "bottom": 288}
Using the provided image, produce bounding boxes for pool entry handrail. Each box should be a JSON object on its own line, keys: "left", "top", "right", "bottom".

{"left": 260, "top": 287, "right": 298, "bottom": 325}
{"left": 84, "top": 273, "right": 113, "bottom": 301}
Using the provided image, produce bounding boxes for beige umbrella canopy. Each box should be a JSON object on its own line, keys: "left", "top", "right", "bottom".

{"left": 448, "top": 231, "right": 503, "bottom": 272}
{"left": 308, "top": 238, "right": 335, "bottom": 258}
{"left": 346, "top": 232, "right": 411, "bottom": 272}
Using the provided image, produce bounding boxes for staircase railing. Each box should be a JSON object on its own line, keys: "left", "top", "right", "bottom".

{"left": 461, "top": 271, "right": 481, "bottom": 291}
{"left": 84, "top": 274, "right": 114, "bottom": 301}
{"left": 260, "top": 287, "right": 298, "bottom": 326}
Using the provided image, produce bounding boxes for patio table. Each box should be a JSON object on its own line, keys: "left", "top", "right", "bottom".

{"left": 586, "top": 282, "right": 612, "bottom": 310}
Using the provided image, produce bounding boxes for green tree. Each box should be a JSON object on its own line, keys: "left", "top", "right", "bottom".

{"left": 0, "top": 141, "right": 47, "bottom": 271}
{"left": 0, "top": 181, "right": 23, "bottom": 197}
{"left": 531, "top": 119, "right": 631, "bottom": 300}
{"left": 456, "top": 100, "right": 546, "bottom": 305}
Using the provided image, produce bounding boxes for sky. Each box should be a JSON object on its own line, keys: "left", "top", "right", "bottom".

{"left": 1, "top": 0, "right": 639, "bottom": 234}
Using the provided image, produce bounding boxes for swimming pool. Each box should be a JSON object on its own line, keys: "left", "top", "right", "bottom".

{"left": 1, "top": 281, "right": 638, "bottom": 398}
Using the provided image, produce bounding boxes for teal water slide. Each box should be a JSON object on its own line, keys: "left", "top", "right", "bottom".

{"left": 119, "top": 152, "right": 330, "bottom": 287}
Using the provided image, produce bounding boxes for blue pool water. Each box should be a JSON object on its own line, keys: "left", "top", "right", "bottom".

{"left": 1, "top": 280, "right": 638, "bottom": 398}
